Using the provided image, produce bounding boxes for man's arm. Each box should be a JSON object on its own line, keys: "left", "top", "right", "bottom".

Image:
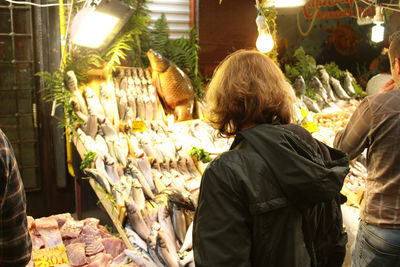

{"left": 333, "top": 99, "right": 371, "bottom": 160}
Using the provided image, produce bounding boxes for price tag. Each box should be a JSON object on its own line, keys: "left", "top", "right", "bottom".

{"left": 302, "top": 121, "right": 319, "bottom": 133}
{"left": 131, "top": 121, "right": 146, "bottom": 132}
{"left": 300, "top": 109, "right": 308, "bottom": 118}
{"left": 32, "top": 245, "right": 69, "bottom": 267}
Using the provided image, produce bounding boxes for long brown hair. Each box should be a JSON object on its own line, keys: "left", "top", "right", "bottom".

{"left": 205, "top": 49, "right": 295, "bottom": 137}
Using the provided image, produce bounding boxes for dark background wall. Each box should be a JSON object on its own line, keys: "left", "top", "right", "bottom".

{"left": 198, "top": 0, "right": 399, "bottom": 80}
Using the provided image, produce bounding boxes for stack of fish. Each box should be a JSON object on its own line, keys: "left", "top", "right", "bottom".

{"left": 292, "top": 66, "right": 357, "bottom": 115}
{"left": 66, "top": 68, "right": 231, "bottom": 266}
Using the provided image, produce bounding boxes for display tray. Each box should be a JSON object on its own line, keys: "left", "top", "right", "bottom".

{"left": 89, "top": 179, "right": 134, "bottom": 250}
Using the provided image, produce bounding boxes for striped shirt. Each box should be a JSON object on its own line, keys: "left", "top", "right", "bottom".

{"left": 0, "top": 129, "right": 32, "bottom": 266}
{"left": 334, "top": 88, "right": 400, "bottom": 229}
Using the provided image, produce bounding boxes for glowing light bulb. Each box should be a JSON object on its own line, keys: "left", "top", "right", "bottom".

{"left": 256, "top": 30, "right": 274, "bottom": 53}
{"left": 371, "top": 22, "right": 384, "bottom": 43}
{"left": 255, "top": 15, "right": 274, "bottom": 53}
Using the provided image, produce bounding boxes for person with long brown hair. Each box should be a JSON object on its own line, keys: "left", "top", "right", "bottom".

{"left": 193, "top": 50, "right": 349, "bottom": 266}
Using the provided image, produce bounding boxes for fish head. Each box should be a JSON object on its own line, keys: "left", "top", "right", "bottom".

{"left": 147, "top": 49, "right": 169, "bottom": 73}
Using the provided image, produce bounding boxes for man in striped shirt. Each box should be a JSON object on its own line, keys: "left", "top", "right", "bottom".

{"left": 0, "top": 128, "right": 32, "bottom": 266}
{"left": 334, "top": 31, "right": 400, "bottom": 266}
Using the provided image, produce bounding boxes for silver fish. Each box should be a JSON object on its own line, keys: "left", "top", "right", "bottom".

{"left": 104, "top": 155, "right": 120, "bottom": 184}
{"left": 344, "top": 70, "right": 356, "bottom": 96}
{"left": 85, "top": 114, "right": 98, "bottom": 139}
{"left": 136, "top": 94, "right": 146, "bottom": 120}
{"left": 99, "top": 83, "right": 115, "bottom": 124}
{"left": 125, "top": 198, "right": 151, "bottom": 241}
{"left": 66, "top": 71, "right": 88, "bottom": 115}
{"left": 84, "top": 86, "right": 105, "bottom": 116}
{"left": 83, "top": 168, "right": 111, "bottom": 193}
{"left": 131, "top": 177, "right": 146, "bottom": 212}
{"left": 330, "top": 76, "right": 350, "bottom": 100}
{"left": 157, "top": 230, "right": 180, "bottom": 267}
{"left": 118, "top": 88, "right": 128, "bottom": 122}
{"left": 127, "top": 162, "right": 155, "bottom": 200}
{"left": 293, "top": 75, "right": 306, "bottom": 96}
{"left": 301, "top": 95, "right": 321, "bottom": 113}
{"left": 124, "top": 248, "right": 157, "bottom": 267}
{"left": 98, "top": 116, "right": 118, "bottom": 139}
{"left": 148, "top": 222, "right": 165, "bottom": 267}
{"left": 125, "top": 225, "right": 148, "bottom": 251}
{"left": 95, "top": 135, "right": 109, "bottom": 156}
{"left": 126, "top": 91, "right": 137, "bottom": 121}
{"left": 170, "top": 203, "right": 186, "bottom": 244}
{"left": 144, "top": 94, "right": 154, "bottom": 121}
{"left": 179, "top": 222, "right": 193, "bottom": 253}
{"left": 137, "top": 151, "right": 156, "bottom": 194}
{"left": 310, "top": 76, "right": 328, "bottom": 104}
{"left": 119, "top": 71, "right": 128, "bottom": 91}
{"left": 318, "top": 67, "right": 336, "bottom": 101}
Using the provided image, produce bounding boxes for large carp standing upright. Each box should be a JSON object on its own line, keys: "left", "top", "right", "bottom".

{"left": 147, "top": 49, "right": 195, "bottom": 121}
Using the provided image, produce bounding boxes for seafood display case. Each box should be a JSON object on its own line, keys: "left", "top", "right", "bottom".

{"left": 64, "top": 61, "right": 232, "bottom": 266}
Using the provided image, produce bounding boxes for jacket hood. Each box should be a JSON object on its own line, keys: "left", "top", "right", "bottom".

{"left": 233, "top": 124, "right": 349, "bottom": 209}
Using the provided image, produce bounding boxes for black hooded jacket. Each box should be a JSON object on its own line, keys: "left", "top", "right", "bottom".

{"left": 193, "top": 123, "right": 349, "bottom": 267}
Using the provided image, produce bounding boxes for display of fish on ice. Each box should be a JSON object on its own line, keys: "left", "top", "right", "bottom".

{"left": 147, "top": 49, "right": 195, "bottom": 122}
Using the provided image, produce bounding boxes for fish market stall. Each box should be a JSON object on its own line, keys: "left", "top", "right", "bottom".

{"left": 50, "top": 56, "right": 232, "bottom": 266}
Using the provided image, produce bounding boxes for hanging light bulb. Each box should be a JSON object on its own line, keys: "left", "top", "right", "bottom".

{"left": 371, "top": 22, "right": 384, "bottom": 43}
{"left": 255, "top": 15, "right": 274, "bottom": 53}
{"left": 371, "top": 6, "right": 385, "bottom": 43}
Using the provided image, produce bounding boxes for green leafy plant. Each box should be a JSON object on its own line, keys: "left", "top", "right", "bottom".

{"left": 80, "top": 151, "right": 97, "bottom": 170}
{"left": 324, "top": 61, "right": 345, "bottom": 81}
{"left": 189, "top": 146, "right": 212, "bottom": 163}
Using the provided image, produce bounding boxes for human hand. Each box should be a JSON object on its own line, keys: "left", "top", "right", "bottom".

{"left": 379, "top": 78, "right": 395, "bottom": 93}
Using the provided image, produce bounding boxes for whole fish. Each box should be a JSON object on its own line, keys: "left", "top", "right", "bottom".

{"left": 66, "top": 70, "right": 88, "bottom": 115}
{"left": 293, "top": 75, "right": 306, "bottom": 96}
{"left": 95, "top": 154, "right": 117, "bottom": 187}
{"left": 136, "top": 94, "right": 146, "bottom": 121}
{"left": 95, "top": 135, "right": 109, "bottom": 156}
{"left": 318, "top": 67, "right": 336, "bottom": 101}
{"left": 104, "top": 155, "right": 120, "bottom": 184}
{"left": 99, "top": 83, "right": 115, "bottom": 125}
{"left": 130, "top": 177, "right": 146, "bottom": 212}
{"left": 83, "top": 168, "right": 111, "bottom": 193}
{"left": 179, "top": 222, "right": 193, "bottom": 253}
{"left": 330, "top": 76, "right": 350, "bottom": 100}
{"left": 138, "top": 68, "right": 148, "bottom": 87}
{"left": 119, "top": 71, "right": 128, "bottom": 91}
{"left": 118, "top": 88, "right": 128, "bottom": 122}
{"left": 136, "top": 152, "right": 156, "bottom": 194}
{"left": 344, "top": 70, "right": 356, "bottom": 96}
{"left": 144, "top": 94, "right": 154, "bottom": 121}
{"left": 124, "top": 248, "right": 157, "bottom": 267}
{"left": 125, "top": 198, "right": 150, "bottom": 241}
{"left": 125, "top": 225, "right": 147, "bottom": 251}
{"left": 147, "top": 49, "right": 195, "bottom": 121}
{"left": 301, "top": 95, "right": 321, "bottom": 113}
{"left": 126, "top": 162, "right": 155, "bottom": 200}
{"left": 85, "top": 114, "right": 98, "bottom": 139}
{"left": 310, "top": 76, "right": 328, "bottom": 104}
{"left": 126, "top": 91, "right": 137, "bottom": 121}
{"left": 169, "top": 202, "right": 186, "bottom": 244}
{"left": 156, "top": 230, "right": 180, "bottom": 267}
{"left": 148, "top": 222, "right": 165, "bottom": 267}
{"left": 84, "top": 87, "right": 105, "bottom": 116}
{"left": 161, "top": 188, "right": 195, "bottom": 211}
